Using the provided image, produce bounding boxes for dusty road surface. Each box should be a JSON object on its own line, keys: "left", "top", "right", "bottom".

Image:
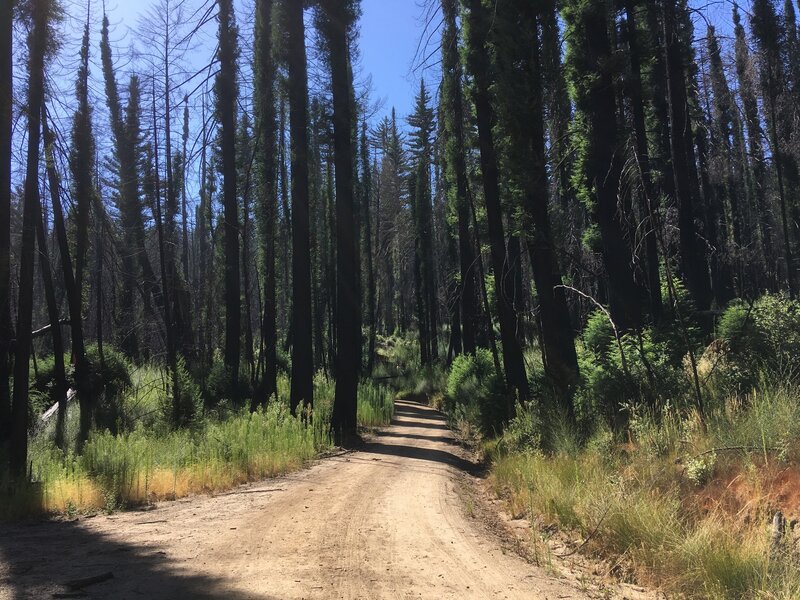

{"left": 0, "top": 400, "right": 592, "bottom": 599}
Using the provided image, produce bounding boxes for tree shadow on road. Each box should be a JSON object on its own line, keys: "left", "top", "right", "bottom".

{"left": 366, "top": 401, "right": 480, "bottom": 475}
{"left": 374, "top": 430, "right": 458, "bottom": 445}
{"left": 363, "top": 441, "right": 480, "bottom": 475}
{"left": 0, "top": 516, "right": 280, "bottom": 600}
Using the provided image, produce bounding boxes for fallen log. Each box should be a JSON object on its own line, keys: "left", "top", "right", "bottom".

{"left": 31, "top": 319, "right": 70, "bottom": 339}
{"left": 40, "top": 388, "right": 77, "bottom": 422}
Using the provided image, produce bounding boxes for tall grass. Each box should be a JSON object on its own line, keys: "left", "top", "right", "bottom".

{"left": 6, "top": 401, "right": 319, "bottom": 515}
{"left": 2, "top": 369, "right": 396, "bottom": 518}
{"left": 490, "top": 384, "right": 800, "bottom": 599}
{"left": 357, "top": 380, "right": 395, "bottom": 428}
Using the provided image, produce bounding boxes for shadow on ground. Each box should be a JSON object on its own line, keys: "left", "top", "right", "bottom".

{"left": 367, "top": 401, "right": 480, "bottom": 475}
{"left": 374, "top": 430, "right": 457, "bottom": 445}
{"left": 0, "top": 509, "right": 279, "bottom": 600}
{"left": 0, "top": 401, "right": 470, "bottom": 599}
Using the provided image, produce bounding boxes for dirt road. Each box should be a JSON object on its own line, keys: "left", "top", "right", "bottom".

{"left": 0, "top": 401, "right": 592, "bottom": 599}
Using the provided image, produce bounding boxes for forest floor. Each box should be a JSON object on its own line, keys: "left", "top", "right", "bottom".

{"left": 0, "top": 400, "right": 649, "bottom": 599}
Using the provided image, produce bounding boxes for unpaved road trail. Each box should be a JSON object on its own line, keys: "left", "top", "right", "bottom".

{"left": 0, "top": 401, "right": 595, "bottom": 599}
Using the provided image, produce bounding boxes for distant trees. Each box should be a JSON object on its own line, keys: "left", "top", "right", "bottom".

{"left": 407, "top": 80, "right": 437, "bottom": 366}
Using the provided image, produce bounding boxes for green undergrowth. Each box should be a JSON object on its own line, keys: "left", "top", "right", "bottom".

{"left": 490, "top": 385, "right": 800, "bottom": 598}
{"left": 2, "top": 369, "right": 394, "bottom": 519}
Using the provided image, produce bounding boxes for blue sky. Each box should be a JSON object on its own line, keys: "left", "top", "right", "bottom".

{"left": 96, "top": 0, "right": 743, "bottom": 127}
{"left": 357, "top": 0, "right": 430, "bottom": 120}
{"left": 11, "top": 0, "right": 751, "bottom": 192}
{"left": 105, "top": 0, "right": 427, "bottom": 122}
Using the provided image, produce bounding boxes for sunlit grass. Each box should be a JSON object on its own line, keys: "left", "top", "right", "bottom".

{"left": 2, "top": 369, "right": 397, "bottom": 518}
{"left": 357, "top": 380, "right": 395, "bottom": 428}
{"left": 490, "top": 385, "right": 800, "bottom": 599}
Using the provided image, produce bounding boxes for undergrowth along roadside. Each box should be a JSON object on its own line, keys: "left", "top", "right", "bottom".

{"left": 489, "top": 386, "right": 800, "bottom": 599}
{"left": 1, "top": 371, "right": 395, "bottom": 518}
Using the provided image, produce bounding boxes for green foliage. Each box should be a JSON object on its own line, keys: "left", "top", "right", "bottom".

{"left": 200, "top": 352, "right": 230, "bottom": 408}
{"left": 576, "top": 313, "right": 692, "bottom": 429}
{"left": 707, "top": 385, "right": 800, "bottom": 462}
{"left": 499, "top": 401, "right": 541, "bottom": 454}
{"left": 87, "top": 345, "right": 133, "bottom": 399}
{"left": 161, "top": 358, "right": 203, "bottom": 430}
{"left": 685, "top": 453, "right": 716, "bottom": 487}
{"left": 445, "top": 348, "right": 507, "bottom": 433}
{"left": 7, "top": 370, "right": 335, "bottom": 517}
{"left": 31, "top": 344, "right": 132, "bottom": 406}
{"left": 491, "top": 384, "right": 800, "bottom": 598}
{"left": 357, "top": 380, "right": 395, "bottom": 429}
{"left": 582, "top": 310, "right": 614, "bottom": 355}
{"left": 79, "top": 400, "right": 317, "bottom": 509}
{"left": 627, "top": 402, "right": 688, "bottom": 458}
{"left": 30, "top": 344, "right": 134, "bottom": 433}
{"left": 657, "top": 276, "right": 704, "bottom": 365}
{"left": 89, "top": 345, "right": 134, "bottom": 432}
{"left": 708, "top": 294, "right": 800, "bottom": 396}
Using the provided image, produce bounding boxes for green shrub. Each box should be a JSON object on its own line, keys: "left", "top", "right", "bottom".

{"left": 89, "top": 345, "right": 134, "bottom": 432}
{"left": 446, "top": 348, "right": 507, "bottom": 433}
{"left": 709, "top": 294, "right": 800, "bottom": 397}
{"left": 201, "top": 353, "right": 230, "bottom": 408}
{"left": 160, "top": 358, "right": 203, "bottom": 430}
{"left": 499, "top": 401, "right": 541, "bottom": 454}
{"left": 577, "top": 317, "right": 691, "bottom": 430}
{"left": 582, "top": 310, "right": 614, "bottom": 356}
{"left": 30, "top": 344, "right": 133, "bottom": 434}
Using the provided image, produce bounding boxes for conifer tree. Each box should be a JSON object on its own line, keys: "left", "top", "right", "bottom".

{"left": 100, "top": 17, "right": 159, "bottom": 358}
{"left": 286, "top": 0, "right": 314, "bottom": 413}
{"left": 0, "top": 0, "right": 12, "bottom": 445}
{"left": 254, "top": 0, "right": 278, "bottom": 405}
{"left": 623, "top": 0, "right": 662, "bottom": 321}
{"left": 216, "top": 0, "right": 241, "bottom": 395}
{"left": 360, "top": 121, "right": 377, "bottom": 373}
{"left": 707, "top": 25, "right": 748, "bottom": 287}
{"left": 662, "top": 0, "right": 712, "bottom": 309}
{"left": 66, "top": 17, "right": 96, "bottom": 443}
{"left": 441, "top": 0, "right": 479, "bottom": 356}
{"left": 493, "top": 0, "right": 579, "bottom": 409}
{"left": 734, "top": 3, "right": 776, "bottom": 286}
{"left": 463, "top": 0, "right": 529, "bottom": 410}
{"left": 322, "top": 0, "right": 361, "bottom": 442}
{"left": 408, "top": 79, "right": 437, "bottom": 364}
{"left": 751, "top": 0, "right": 798, "bottom": 295}
{"left": 562, "top": 0, "right": 643, "bottom": 331}
{"left": 11, "top": 0, "right": 51, "bottom": 478}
